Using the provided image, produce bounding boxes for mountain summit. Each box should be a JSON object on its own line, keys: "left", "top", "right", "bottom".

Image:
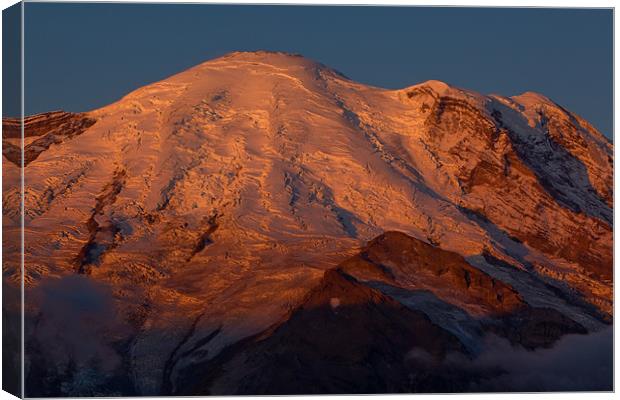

{"left": 3, "top": 52, "right": 612, "bottom": 395}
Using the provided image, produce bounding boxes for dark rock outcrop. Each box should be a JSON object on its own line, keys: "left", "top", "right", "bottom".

{"left": 2, "top": 111, "right": 96, "bottom": 166}
{"left": 176, "top": 267, "right": 469, "bottom": 395}
{"left": 171, "top": 232, "right": 592, "bottom": 395}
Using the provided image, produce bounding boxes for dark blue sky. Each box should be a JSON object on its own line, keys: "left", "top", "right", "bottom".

{"left": 21, "top": 4, "right": 613, "bottom": 138}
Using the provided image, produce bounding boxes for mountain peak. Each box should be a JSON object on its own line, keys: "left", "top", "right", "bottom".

{"left": 211, "top": 50, "right": 317, "bottom": 67}
{"left": 6, "top": 49, "right": 612, "bottom": 396}
{"left": 418, "top": 79, "right": 452, "bottom": 92}
{"left": 402, "top": 79, "right": 453, "bottom": 94}
{"left": 511, "top": 91, "right": 557, "bottom": 108}
{"left": 224, "top": 50, "right": 305, "bottom": 59}
{"left": 401, "top": 79, "right": 488, "bottom": 104}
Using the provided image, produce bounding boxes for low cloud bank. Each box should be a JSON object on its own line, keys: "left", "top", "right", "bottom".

{"left": 457, "top": 328, "right": 612, "bottom": 392}
{"left": 27, "top": 275, "right": 131, "bottom": 395}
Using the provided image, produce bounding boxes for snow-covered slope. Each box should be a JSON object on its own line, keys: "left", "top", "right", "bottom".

{"left": 3, "top": 51, "right": 612, "bottom": 395}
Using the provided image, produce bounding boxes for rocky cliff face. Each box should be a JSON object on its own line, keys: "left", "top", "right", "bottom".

{"left": 2, "top": 111, "right": 96, "bottom": 166}
{"left": 173, "top": 232, "right": 589, "bottom": 395}
{"left": 2, "top": 51, "right": 612, "bottom": 395}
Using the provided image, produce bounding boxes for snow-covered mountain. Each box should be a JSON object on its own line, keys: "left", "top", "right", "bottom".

{"left": 2, "top": 51, "right": 612, "bottom": 395}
